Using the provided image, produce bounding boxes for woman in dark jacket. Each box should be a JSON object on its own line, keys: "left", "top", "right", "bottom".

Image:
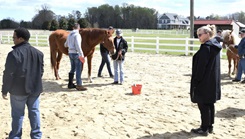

{"left": 190, "top": 25, "right": 222, "bottom": 136}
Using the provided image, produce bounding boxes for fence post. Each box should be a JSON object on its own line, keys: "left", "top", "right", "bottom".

{"left": 36, "top": 35, "right": 38, "bottom": 46}
{"left": 185, "top": 37, "right": 189, "bottom": 56}
{"left": 156, "top": 37, "right": 159, "bottom": 54}
{"left": 131, "top": 36, "right": 134, "bottom": 52}
{"left": 47, "top": 36, "right": 49, "bottom": 47}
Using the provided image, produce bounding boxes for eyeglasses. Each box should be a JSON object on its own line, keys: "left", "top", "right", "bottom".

{"left": 197, "top": 33, "right": 206, "bottom": 37}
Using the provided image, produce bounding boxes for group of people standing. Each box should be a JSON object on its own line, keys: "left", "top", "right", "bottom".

{"left": 0, "top": 24, "right": 128, "bottom": 138}
{"left": 2, "top": 24, "right": 245, "bottom": 138}
{"left": 65, "top": 24, "right": 128, "bottom": 91}
{"left": 97, "top": 26, "right": 128, "bottom": 85}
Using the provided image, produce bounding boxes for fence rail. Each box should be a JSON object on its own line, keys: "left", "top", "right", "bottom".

{"left": 0, "top": 33, "right": 225, "bottom": 56}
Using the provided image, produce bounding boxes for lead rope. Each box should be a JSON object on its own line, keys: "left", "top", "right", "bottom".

{"left": 226, "top": 44, "right": 237, "bottom": 56}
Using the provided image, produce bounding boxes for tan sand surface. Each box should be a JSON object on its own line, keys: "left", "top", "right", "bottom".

{"left": 0, "top": 44, "right": 245, "bottom": 139}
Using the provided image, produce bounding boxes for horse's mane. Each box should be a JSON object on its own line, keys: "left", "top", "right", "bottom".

{"left": 222, "top": 30, "right": 241, "bottom": 45}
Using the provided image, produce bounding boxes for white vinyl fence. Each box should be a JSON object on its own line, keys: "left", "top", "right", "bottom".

{"left": 0, "top": 33, "right": 225, "bottom": 57}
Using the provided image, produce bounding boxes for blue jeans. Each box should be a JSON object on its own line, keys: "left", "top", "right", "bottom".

{"left": 113, "top": 60, "right": 124, "bottom": 83}
{"left": 9, "top": 94, "right": 42, "bottom": 139}
{"left": 69, "top": 53, "right": 82, "bottom": 85}
{"left": 98, "top": 52, "right": 113, "bottom": 76}
{"left": 236, "top": 58, "right": 245, "bottom": 80}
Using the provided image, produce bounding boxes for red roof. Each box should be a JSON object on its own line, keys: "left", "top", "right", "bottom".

{"left": 194, "top": 20, "right": 234, "bottom": 25}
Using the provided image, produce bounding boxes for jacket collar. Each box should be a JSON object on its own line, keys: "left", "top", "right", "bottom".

{"left": 12, "top": 41, "right": 28, "bottom": 49}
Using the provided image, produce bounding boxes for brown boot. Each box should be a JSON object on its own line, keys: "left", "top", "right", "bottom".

{"left": 76, "top": 85, "right": 87, "bottom": 91}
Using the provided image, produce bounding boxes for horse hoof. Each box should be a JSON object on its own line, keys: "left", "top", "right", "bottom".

{"left": 56, "top": 77, "right": 61, "bottom": 80}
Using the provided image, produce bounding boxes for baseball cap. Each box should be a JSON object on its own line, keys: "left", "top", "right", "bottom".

{"left": 116, "top": 29, "right": 123, "bottom": 36}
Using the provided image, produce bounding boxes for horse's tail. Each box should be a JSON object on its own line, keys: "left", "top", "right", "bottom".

{"left": 49, "top": 32, "right": 57, "bottom": 70}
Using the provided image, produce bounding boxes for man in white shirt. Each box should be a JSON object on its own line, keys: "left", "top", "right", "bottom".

{"left": 64, "top": 23, "right": 87, "bottom": 91}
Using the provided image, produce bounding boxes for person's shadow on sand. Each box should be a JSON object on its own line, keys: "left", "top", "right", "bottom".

{"left": 216, "top": 107, "right": 245, "bottom": 119}
{"left": 137, "top": 130, "right": 204, "bottom": 139}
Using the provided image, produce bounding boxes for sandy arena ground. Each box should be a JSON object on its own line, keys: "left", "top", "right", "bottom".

{"left": 0, "top": 44, "right": 245, "bottom": 139}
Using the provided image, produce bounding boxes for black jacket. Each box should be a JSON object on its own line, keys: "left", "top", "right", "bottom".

{"left": 2, "top": 42, "right": 44, "bottom": 96}
{"left": 99, "top": 43, "right": 109, "bottom": 54}
{"left": 190, "top": 38, "right": 222, "bottom": 103}
{"left": 112, "top": 37, "right": 128, "bottom": 60}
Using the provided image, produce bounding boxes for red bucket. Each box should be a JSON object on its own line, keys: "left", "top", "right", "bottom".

{"left": 132, "top": 84, "right": 142, "bottom": 95}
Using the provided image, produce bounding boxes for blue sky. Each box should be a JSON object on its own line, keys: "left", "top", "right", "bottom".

{"left": 0, "top": 0, "right": 244, "bottom": 22}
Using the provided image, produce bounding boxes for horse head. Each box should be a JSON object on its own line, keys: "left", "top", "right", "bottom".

{"left": 222, "top": 29, "right": 235, "bottom": 48}
{"left": 102, "top": 31, "right": 115, "bottom": 55}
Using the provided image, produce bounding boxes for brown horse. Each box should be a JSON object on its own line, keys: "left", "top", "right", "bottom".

{"left": 49, "top": 28, "right": 115, "bottom": 82}
{"left": 221, "top": 30, "right": 240, "bottom": 76}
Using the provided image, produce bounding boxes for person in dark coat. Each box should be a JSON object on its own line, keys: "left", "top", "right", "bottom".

{"left": 214, "top": 30, "right": 223, "bottom": 43}
{"left": 2, "top": 28, "right": 44, "bottom": 138}
{"left": 190, "top": 25, "right": 222, "bottom": 136}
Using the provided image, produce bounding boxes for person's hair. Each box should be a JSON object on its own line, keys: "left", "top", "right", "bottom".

{"left": 14, "top": 27, "right": 30, "bottom": 41}
{"left": 73, "top": 23, "right": 80, "bottom": 29}
{"left": 217, "top": 30, "right": 222, "bottom": 33}
{"left": 197, "top": 24, "right": 216, "bottom": 38}
{"left": 108, "top": 26, "right": 113, "bottom": 30}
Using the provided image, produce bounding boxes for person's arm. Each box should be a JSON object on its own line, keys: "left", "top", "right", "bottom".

{"left": 74, "top": 34, "right": 84, "bottom": 57}
{"left": 194, "top": 45, "right": 210, "bottom": 82}
{"left": 74, "top": 34, "right": 85, "bottom": 63}
{"left": 238, "top": 38, "right": 245, "bottom": 56}
{"left": 121, "top": 39, "right": 128, "bottom": 55}
{"left": 64, "top": 36, "right": 69, "bottom": 48}
{"left": 2, "top": 52, "right": 17, "bottom": 99}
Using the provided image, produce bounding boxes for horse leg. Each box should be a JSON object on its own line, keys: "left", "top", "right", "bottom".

{"left": 87, "top": 54, "right": 93, "bottom": 83}
{"left": 228, "top": 58, "right": 231, "bottom": 76}
{"left": 232, "top": 58, "right": 236, "bottom": 75}
{"left": 234, "top": 58, "right": 239, "bottom": 76}
{"left": 55, "top": 51, "right": 63, "bottom": 80}
{"left": 50, "top": 49, "right": 59, "bottom": 80}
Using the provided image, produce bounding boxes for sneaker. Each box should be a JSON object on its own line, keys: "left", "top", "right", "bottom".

{"left": 241, "top": 80, "right": 245, "bottom": 83}
{"left": 98, "top": 75, "right": 103, "bottom": 77}
{"left": 232, "top": 79, "right": 240, "bottom": 82}
{"left": 191, "top": 128, "right": 208, "bottom": 136}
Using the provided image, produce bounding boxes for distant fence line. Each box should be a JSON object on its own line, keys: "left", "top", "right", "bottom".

{"left": 0, "top": 32, "right": 225, "bottom": 57}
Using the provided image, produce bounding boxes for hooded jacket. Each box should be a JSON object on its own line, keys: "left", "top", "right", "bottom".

{"left": 2, "top": 42, "right": 44, "bottom": 96}
{"left": 190, "top": 38, "right": 222, "bottom": 103}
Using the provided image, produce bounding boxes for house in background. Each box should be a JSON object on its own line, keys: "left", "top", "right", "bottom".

{"left": 157, "top": 13, "right": 190, "bottom": 30}
{"left": 193, "top": 20, "right": 245, "bottom": 38}
{"left": 236, "top": 21, "right": 245, "bottom": 31}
